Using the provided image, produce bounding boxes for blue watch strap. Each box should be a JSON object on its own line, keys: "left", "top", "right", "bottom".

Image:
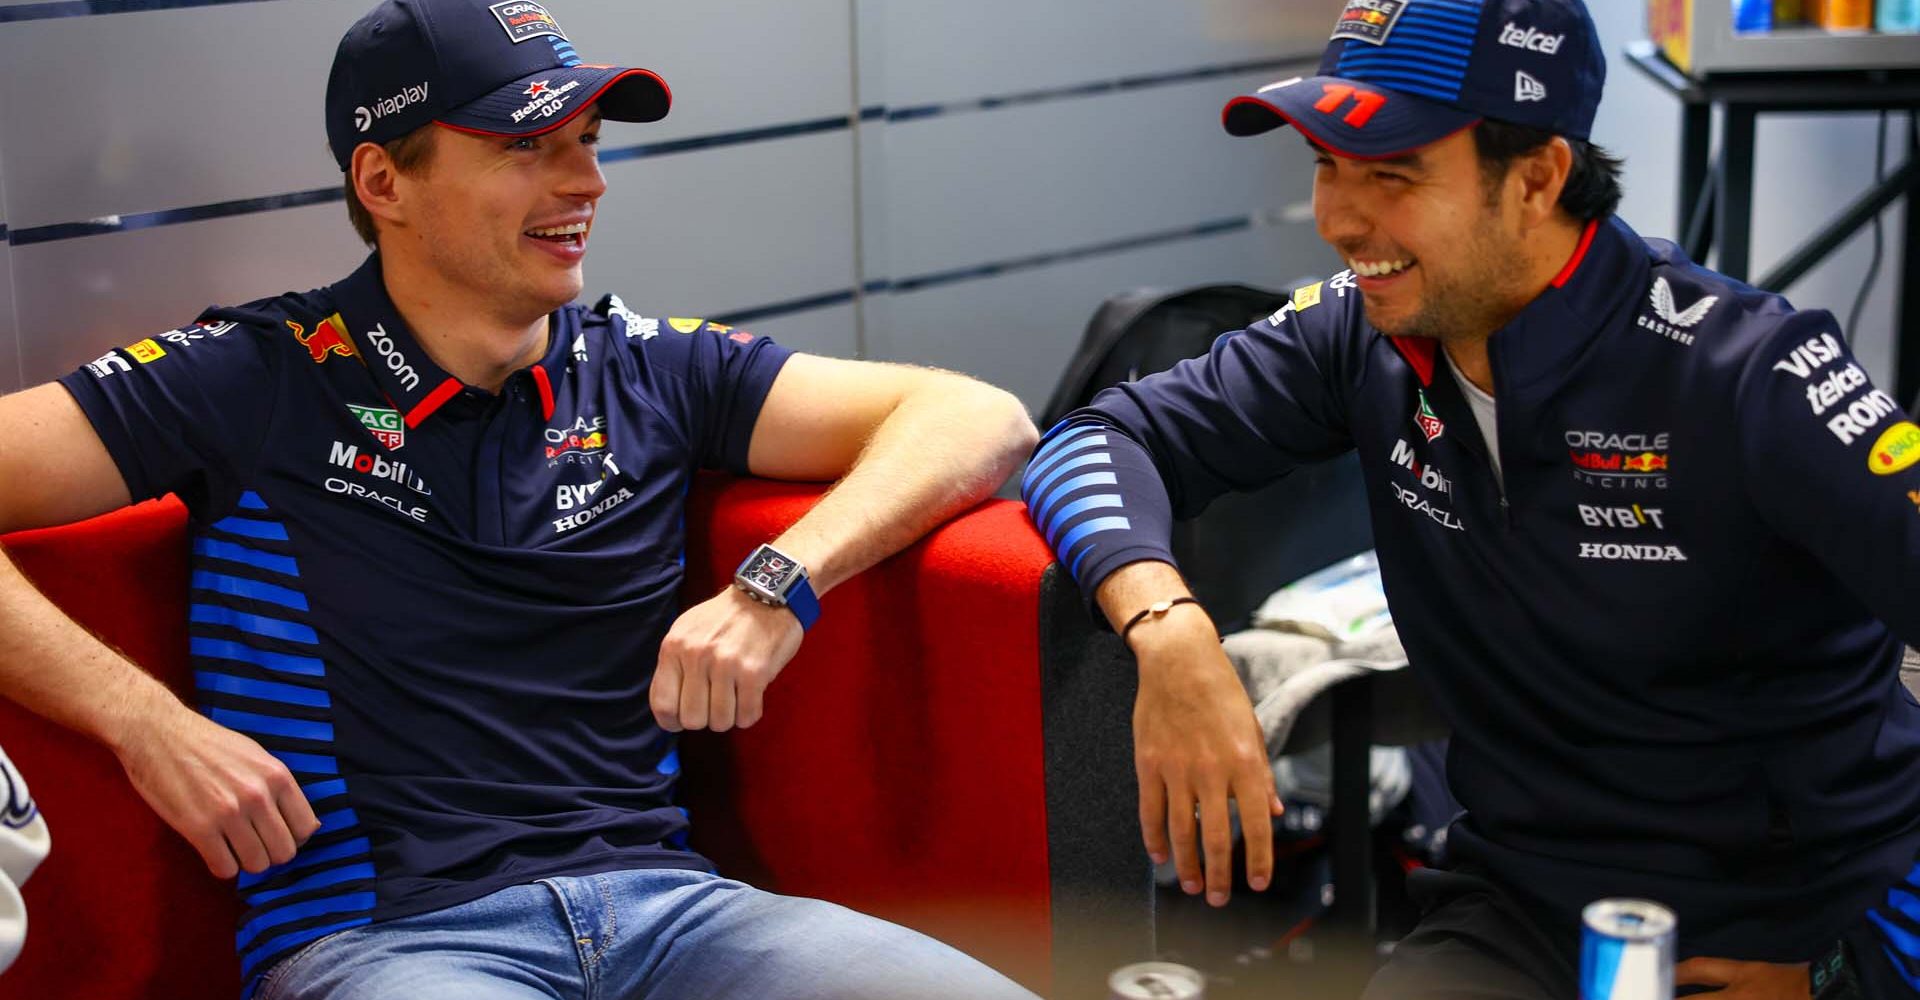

{"left": 786, "top": 574, "right": 821, "bottom": 631}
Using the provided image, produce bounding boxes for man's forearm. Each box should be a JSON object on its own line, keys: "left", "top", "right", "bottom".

{"left": 767, "top": 376, "right": 1036, "bottom": 595}
{"left": 0, "top": 545, "right": 178, "bottom": 751}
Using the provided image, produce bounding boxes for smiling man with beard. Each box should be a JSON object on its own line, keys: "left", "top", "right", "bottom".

{"left": 1024, "top": 1, "right": 1920, "bottom": 997}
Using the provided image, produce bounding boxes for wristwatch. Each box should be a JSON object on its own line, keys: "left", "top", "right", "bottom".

{"left": 733, "top": 543, "right": 820, "bottom": 631}
{"left": 1810, "top": 938, "right": 1862, "bottom": 1000}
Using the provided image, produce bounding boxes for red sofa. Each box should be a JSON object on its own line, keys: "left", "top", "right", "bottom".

{"left": 0, "top": 475, "right": 1148, "bottom": 1000}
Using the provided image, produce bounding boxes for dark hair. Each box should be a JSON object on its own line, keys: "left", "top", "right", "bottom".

{"left": 343, "top": 126, "right": 439, "bottom": 247}
{"left": 1472, "top": 119, "right": 1624, "bottom": 223}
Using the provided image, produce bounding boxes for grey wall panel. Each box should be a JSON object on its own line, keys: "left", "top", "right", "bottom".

{"left": 740, "top": 301, "right": 856, "bottom": 360}
{"left": 12, "top": 202, "right": 366, "bottom": 386}
{"left": 0, "top": 0, "right": 366, "bottom": 230}
{"left": 580, "top": 130, "right": 856, "bottom": 323}
{"left": 0, "top": 0, "right": 853, "bottom": 233}
{"left": 564, "top": 0, "right": 853, "bottom": 141}
{"left": 866, "top": 221, "right": 1338, "bottom": 412}
{"left": 873, "top": 70, "right": 1316, "bottom": 283}
{"left": 870, "top": 0, "right": 1327, "bottom": 108}
{"left": 0, "top": 238, "right": 18, "bottom": 394}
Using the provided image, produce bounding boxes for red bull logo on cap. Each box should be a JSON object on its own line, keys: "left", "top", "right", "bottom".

{"left": 289, "top": 314, "right": 357, "bottom": 365}
{"left": 489, "top": 0, "right": 567, "bottom": 44}
{"left": 1331, "top": 0, "right": 1409, "bottom": 45}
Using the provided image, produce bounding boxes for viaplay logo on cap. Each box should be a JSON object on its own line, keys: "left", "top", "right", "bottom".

{"left": 1331, "top": 0, "right": 1409, "bottom": 46}
{"left": 489, "top": 0, "right": 567, "bottom": 44}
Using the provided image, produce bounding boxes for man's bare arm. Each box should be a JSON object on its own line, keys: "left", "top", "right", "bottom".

{"left": 651, "top": 354, "right": 1037, "bottom": 732}
{"left": 0, "top": 384, "right": 318, "bottom": 877}
{"left": 1095, "top": 559, "right": 1281, "bottom": 908}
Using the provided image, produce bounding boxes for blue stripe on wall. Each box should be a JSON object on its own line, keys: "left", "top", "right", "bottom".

{"left": 0, "top": 0, "right": 275, "bottom": 22}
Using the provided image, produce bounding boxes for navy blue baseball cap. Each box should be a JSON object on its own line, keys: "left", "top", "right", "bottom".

{"left": 1223, "top": 0, "right": 1605, "bottom": 159}
{"left": 326, "top": 0, "right": 670, "bottom": 171}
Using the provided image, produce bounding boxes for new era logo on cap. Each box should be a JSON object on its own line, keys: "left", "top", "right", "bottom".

{"left": 489, "top": 0, "right": 566, "bottom": 44}
{"left": 1515, "top": 70, "right": 1548, "bottom": 102}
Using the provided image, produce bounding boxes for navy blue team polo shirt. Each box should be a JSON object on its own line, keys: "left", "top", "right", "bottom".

{"left": 59, "top": 255, "right": 791, "bottom": 993}
{"left": 1029, "top": 216, "right": 1920, "bottom": 966}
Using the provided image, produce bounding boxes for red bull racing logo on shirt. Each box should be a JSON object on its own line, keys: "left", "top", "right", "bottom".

{"left": 1567, "top": 430, "right": 1670, "bottom": 490}
{"left": 545, "top": 415, "right": 608, "bottom": 465}
{"left": 289, "top": 314, "right": 356, "bottom": 365}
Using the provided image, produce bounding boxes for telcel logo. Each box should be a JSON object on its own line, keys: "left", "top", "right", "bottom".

{"left": 1499, "top": 22, "right": 1564, "bottom": 53}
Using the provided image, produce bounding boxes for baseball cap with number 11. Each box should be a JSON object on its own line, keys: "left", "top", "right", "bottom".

{"left": 1222, "top": 0, "right": 1606, "bottom": 157}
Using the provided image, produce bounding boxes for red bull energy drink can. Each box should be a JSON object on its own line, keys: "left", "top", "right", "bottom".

{"left": 1108, "top": 962, "right": 1205, "bottom": 1000}
{"left": 1580, "top": 899, "right": 1675, "bottom": 1000}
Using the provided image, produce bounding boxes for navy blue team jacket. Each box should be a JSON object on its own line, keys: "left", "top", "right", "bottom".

{"left": 1027, "top": 216, "right": 1920, "bottom": 964}
{"left": 59, "top": 255, "right": 791, "bottom": 994}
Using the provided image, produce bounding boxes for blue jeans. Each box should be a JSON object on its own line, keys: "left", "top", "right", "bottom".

{"left": 256, "top": 868, "right": 1039, "bottom": 1000}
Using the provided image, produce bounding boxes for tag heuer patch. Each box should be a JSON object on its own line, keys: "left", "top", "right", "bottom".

{"left": 349, "top": 404, "right": 406, "bottom": 451}
{"left": 1331, "top": 0, "right": 1409, "bottom": 45}
{"left": 489, "top": 0, "right": 567, "bottom": 44}
{"left": 1415, "top": 389, "right": 1445, "bottom": 442}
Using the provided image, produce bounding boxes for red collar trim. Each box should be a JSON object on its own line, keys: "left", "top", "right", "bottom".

{"left": 405, "top": 378, "right": 463, "bottom": 429}
{"left": 1551, "top": 220, "right": 1600, "bottom": 289}
{"left": 529, "top": 365, "right": 557, "bottom": 421}
{"left": 1387, "top": 336, "right": 1438, "bottom": 387}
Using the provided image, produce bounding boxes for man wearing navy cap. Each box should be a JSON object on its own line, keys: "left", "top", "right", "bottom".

{"left": 0, "top": 1, "right": 1040, "bottom": 998}
{"left": 1027, "top": 0, "right": 1920, "bottom": 996}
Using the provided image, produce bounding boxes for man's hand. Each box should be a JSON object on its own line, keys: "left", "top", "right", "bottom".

{"left": 111, "top": 700, "right": 320, "bottom": 879}
{"left": 1132, "top": 607, "right": 1284, "bottom": 908}
{"left": 1675, "top": 957, "right": 1810, "bottom": 998}
{"left": 652, "top": 586, "right": 804, "bottom": 732}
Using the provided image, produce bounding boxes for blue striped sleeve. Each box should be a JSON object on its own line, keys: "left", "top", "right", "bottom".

{"left": 1021, "top": 419, "right": 1177, "bottom": 616}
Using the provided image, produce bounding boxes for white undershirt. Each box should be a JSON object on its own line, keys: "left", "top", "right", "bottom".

{"left": 1446, "top": 358, "right": 1503, "bottom": 489}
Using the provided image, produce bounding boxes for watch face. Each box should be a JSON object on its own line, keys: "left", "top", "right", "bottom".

{"left": 741, "top": 549, "right": 796, "bottom": 592}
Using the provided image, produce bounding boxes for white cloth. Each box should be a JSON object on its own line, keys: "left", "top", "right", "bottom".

{"left": 1446, "top": 357, "right": 1503, "bottom": 489}
{"left": 1230, "top": 553, "right": 1420, "bottom": 824}
{"left": 0, "top": 747, "right": 49, "bottom": 974}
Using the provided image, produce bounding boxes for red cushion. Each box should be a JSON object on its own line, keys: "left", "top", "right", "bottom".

{"left": 0, "top": 497, "right": 243, "bottom": 1000}
{"left": 679, "top": 475, "right": 1058, "bottom": 992}
{"left": 0, "top": 478, "right": 1059, "bottom": 997}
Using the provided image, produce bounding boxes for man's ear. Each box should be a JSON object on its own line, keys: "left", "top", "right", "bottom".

{"left": 352, "top": 142, "right": 407, "bottom": 232}
{"left": 1513, "top": 136, "right": 1574, "bottom": 230}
